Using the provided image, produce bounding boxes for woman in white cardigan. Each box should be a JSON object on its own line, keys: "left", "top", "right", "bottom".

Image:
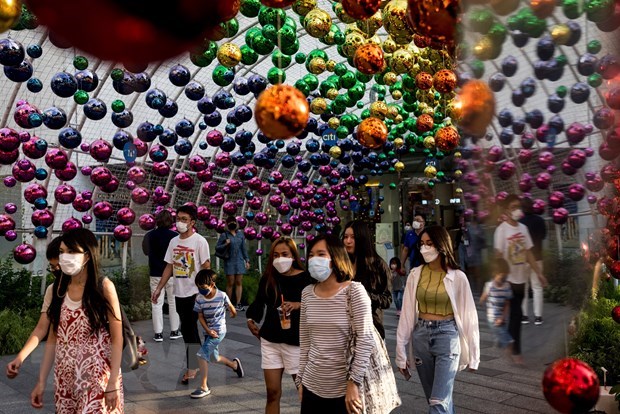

{"left": 396, "top": 225, "right": 479, "bottom": 414}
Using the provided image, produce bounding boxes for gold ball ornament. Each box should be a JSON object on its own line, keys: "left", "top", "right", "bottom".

{"left": 473, "top": 36, "right": 495, "bottom": 61}
{"left": 367, "top": 35, "right": 382, "bottom": 46}
{"left": 406, "top": 0, "right": 459, "bottom": 44}
{"left": 355, "top": 10, "right": 383, "bottom": 37}
{"left": 217, "top": 42, "right": 242, "bottom": 68}
{"left": 390, "top": 48, "right": 414, "bottom": 74}
{"left": 394, "top": 161, "right": 405, "bottom": 172}
{"left": 382, "top": 0, "right": 415, "bottom": 45}
{"left": 446, "top": 101, "right": 462, "bottom": 122}
{"left": 423, "top": 136, "right": 435, "bottom": 149}
{"left": 387, "top": 104, "right": 400, "bottom": 120}
{"left": 424, "top": 165, "right": 437, "bottom": 178}
{"left": 382, "top": 36, "right": 399, "bottom": 54}
{"left": 453, "top": 151, "right": 462, "bottom": 159}
{"left": 369, "top": 101, "right": 389, "bottom": 119}
{"left": 342, "top": 0, "right": 382, "bottom": 20}
{"left": 303, "top": 8, "right": 332, "bottom": 38}
{"left": 354, "top": 43, "right": 386, "bottom": 75}
{"left": 308, "top": 57, "right": 327, "bottom": 74}
{"left": 435, "top": 126, "right": 460, "bottom": 152}
{"left": 329, "top": 145, "right": 342, "bottom": 158}
{"left": 454, "top": 170, "right": 463, "bottom": 178}
{"left": 255, "top": 85, "right": 310, "bottom": 140}
{"left": 457, "top": 80, "right": 496, "bottom": 137}
{"left": 310, "top": 97, "right": 327, "bottom": 115}
{"left": 328, "top": 117, "right": 340, "bottom": 129}
{"left": 391, "top": 90, "right": 403, "bottom": 100}
{"left": 394, "top": 137, "right": 404, "bottom": 148}
{"left": 415, "top": 72, "right": 434, "bottom": 90}
{"left": 394, "top": 114, "right": 403, "bottom": 123}
{"left": 383, "top": 71, "right": 398, "bottom": 86}
{"left": 490, "top": 0, "right": 519, "bottom": 15}
{"left": 292, "top": 0, "right": 317, "bottom": 16}
{"left": 342, "top": 31, "right": 367, "bottom": 58}
{"left": 433, "top": 69, "right": 457, "bottom": 94}
{"left": 326, "top": 88, "right": 339, "bottom": 100}
{"left": 455, "top": 188, "right": 463, "bottom": 195}
{"left": 416, "top": 113, "right": 435, "bottom": 133}
{"left": 551, "top": 24, "right": 571, "bottom": 45}
{"left": 530, "top": 0, "right": 556, "bottom": 19}
{"left": 357, "top": 117, "right": 388, "bottom": 149}
{"left": 326, "top": 60, "right": 336, "bottom": 71}
{"left": 0, "top": 0, "right": 22, "bottom": 33}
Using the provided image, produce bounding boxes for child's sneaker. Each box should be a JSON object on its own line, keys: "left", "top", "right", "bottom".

{"left": 190, "top": 388, "right": 211, "bottom": 399}
{"left": 233, "top": 358, "right": 244, "bottom": 378}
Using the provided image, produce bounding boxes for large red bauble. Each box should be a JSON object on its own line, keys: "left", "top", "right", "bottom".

{"left": 25, "top": 0, "right": 240, "bottom": 66}
{"left": 542, "top": 358, "right": 599, "bottom": 414}
{"left": 342, "top": 0, "right": 382, "bottom": 20}
{"left": 612, "top": 306, "right": 620, "bottom": 323}
{"left": 406, "top": 0, "right": 459, "bottom": 44}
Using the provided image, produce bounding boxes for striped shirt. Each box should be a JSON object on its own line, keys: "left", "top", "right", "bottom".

{"left": 483, "top": 281, "right": 513, "bottom": 322}
{"left": 296, "top": 281, "right": 374, "bottom": 398}
{"left": 193, "top": 289, "right": 231, "bottom": 333}
{"left": 416, "top": 265, "right": 454, "bottom": 316}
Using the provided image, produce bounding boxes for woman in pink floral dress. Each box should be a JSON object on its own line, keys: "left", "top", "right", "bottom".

{"left": 31, "top": 228, "right": 124, "bottom": 413}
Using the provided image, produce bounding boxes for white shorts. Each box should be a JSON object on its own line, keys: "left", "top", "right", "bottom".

{"left": 260, "top": 338, "right": 300, "bottom": 375}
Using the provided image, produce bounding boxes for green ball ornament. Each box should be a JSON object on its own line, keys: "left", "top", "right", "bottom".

{"left": 333, "top": 31, "right": 346, "bottom": 45}
{"left": 469, "top": 60, "right": 485, "bottom": 78}
{"left": 355, "top": 71, "right": 373, "bottom": 83}
{"left": 251, "top": 35, "right": 275, "bottom": 55}
{"left": 73, "top": 90, "right": 89, "bottom": 105}
{"left": 524, "top": 15, "right": 547, "bottom": 38}
{"left": 272, "top": 50, "right": 292, "bottom": 68}
{"left": 225, "top": 18, "right": 239, "bottom": 37}
{"left": 303, "top": 74, "right": 319, "bottom": 91}
{"left": 556, "top": 85, "right": 568, "bottom": 98}
{"left": 212, "top": 65, "right": 234, "bottom": 87}
{"left": 556, "top": 55, "right": 568, "bottom": 66}
{"left": 388, "top": 167, "right": 395, "bottom": 173}
{"left": 240, "top": 45, "right": 259, "bottom": 65}
{"left": 277, "top": 24, "right": 297, "bottom": 44}
{"left": 259, "top": 7, "right": 287, "bottom": 29}
{"left": 357, "top": 101, "right": 365, "bottom": 109}
{"left": 587, "top": 40, "right": 602, "bottom": 54}
{"left": 347, "top": 83, "right": 365, "bottom": 101}
{"left": 469, "top": 9, "right": 494, "bottom": 33}
{"left": 389, "top": 183, "right": 397, "bottom": 189}
{"left": 436, "top": 171, "right": 445, "bottom": 179}
{"left": 294, "top": 79, "right": 311, "bottom": 96}
{"left": 73, "top": 56, "right": 88, "bottom": 70}
{"left": 488, "top": 23, "right": 508, "bottom": 44}
{"left": 585, "top": 0, "right": 614, "bottom": 22}
{"left": 111, "top": 100, "right": 125, "bottom": 113}
{"left": 295, "top": 53, "right": 306, "bottom": 64}
{"left": 240, "top": 0, "right": 261, "bottom": 17}
{"left": 334, "top": 63, "right": 347, "bottom": 76}
{"left": 336, "top": 126, "right": 349, "bottom": 138}
{"left": 563, "top": 0, "right": 582, "bottom": 19}
{"left": 435, "top": 151, "right": 445, "bottom": 160}
{"left": 330, "top": 101, "right": 346, "bottom": 115}
{"left": 280, "top": 39, "right": 300, "bottom": 55}
{"left": 588, "top": 73, "right": 603, "bottom": 87}
{"left": 189, "top": 49, "right": 212, "bottom": 67}
{"left": 361, "top": 109, "right": 371, "bottom": 119}
{"left": 111, "top": 68, "right": 124, "bottom": 81}
{"left": 427, "top": 180, "right": 435, "bottom": 189}
{"left": 262, "top": 24, "right": 278, "bottom": 42}
{"left": 340, "top": 71, "right": 356, "bottom": 89}
{"left": 267, "top": 67, "right": 286, "bottom": 84}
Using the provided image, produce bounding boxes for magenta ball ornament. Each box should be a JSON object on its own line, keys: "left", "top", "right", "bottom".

{"left": 255, "top": 212, "right": 269, "bottom": 225}
{"left": 116, "top": 207, "right": 136, "bottom": 225}
{"left": 567, "top": 184, "right": 586, "bottom": 201}
{"left": 518, "top": 149, "right": 533, "bottom": 165}
{"left": 548, "top": 191, "right": 565, "bottom": 208}
{"left": 93, "top": 201, "right": 114, "bottom": 219}
{"left": 54, "top": 184, "right": 77, "bottom": 204}
{"left": 538, "top": 151, "right": 554, "bottom": 169}
{"left": 4, "top": 230, "right": 17, "bottom": 241}
{"left": 208, "top": 192, "right": 225, "bottom": 207}
{"left": 72, "top": 193, "right": 92, "bottom": 212}
{"left": 138, "top": 214, "right": 156, "bottom": 231}
{"left": 13, "top": 243, "right": 36, "bottom": 264}
{"left": 21, "top": 137, "right": 46, "bottom": 159}
{"left": 561, "top": 161, "right": 577, "bottom": 176}
{"left": 152, "top": 187, "right": 171, "bottom": 206}
{"left": 89, "top": 139, "right": 113, "bottom": 162}
{"left": 498, "top": 161, "right": 516, "bottom": 180}
{"left": 174, "top": 172, "right": 194, "bottom": 191}
{"left": 12, "top": 160, "right": 36, "bottom": 182}
{"left": 256, "top": 249, "right": 263, "bottom": 255}
{"left": 587, "top": 195, "right": 598, "bottom": 204}
{"left": 0, "top": 214, "right": 16, "bottom": 235}
{"left": 552, "top": 208, "right": 569, "bottom": 225}
{"left": 261, "top": 226, "right": 275, "bottom": 239}
{"left": 125, "top": 180, "right": 136, "bottom": 190}
{"left": 31, "top": 209, "right": 54, "bottom": 227}
{"left": 566, "top": 122, "right": 587, "bottom": 145}
{"left": 189, "top": 155, "right": 208, "bottom": 172}
{"left": 215, "top": 152, "right": 231, "bottom": 168}
{"left": 567, "top": 149, "right": 587, "bottom": 169}
{"left": 248, "top": 197, "right": 263, "bottom": 210}
{"left": 0, "top": 127, "right": 21, "bottom": 151}
{"left": 206, "top": 130, "right": 224, "bottom": 146}
{"left": 23, "top": 183, "right": 47, "bottom": 204}
{"left": 44, "top": 148, "right": 69, "bottom": 170}
{"left": 535, "top": 172, "right": 552, "bottom": 190}
{"left": 201, "top": 181, "right": 218, "bottom": 196}
{"left": 133, "top": 139, "right": 148, "bottom": 157}
{"left": 82, "top": 214, "right": 93, "bottom": 224}
{"left": 4, "top": 203, "right": 17, "bottom": 214}
{"left": 80, "top": 166, "right": 92, "bottom": 176}
{"left": 532, "top": 199, "right": 546, "bottom": 214}
{"left": 244, "top": 226, "right": 258, "bottom": 240}
{"left": 90, "top": 166, "right": 112, "bottom": 186}
{"left": 585, "top": 174, "right": 605, "bottom": 192}
{"left": 131, "top": 187, "right": 150, "bottom": 204}
{"left": 222, "top": 201, "right": 237, "bottom": 215}
{"left": 152, "top": 161, "right": 171, "bottom": 177}
{"left": 127, "top": 166, "right": 147, "bottom": 184}
{"left": 486, "top": 145, "right": 503, "bottom": 162}
{"left": 197, "top": 169, "right": 213, "bottom": 182}
{"left": 113, "top": 225, "right": 132, "bottom": 242}
{"left": 54, "top": 161, "right": 78, "bottom": 181}
{"left": 62, "top": 217, "right": 83, "bottom": 232}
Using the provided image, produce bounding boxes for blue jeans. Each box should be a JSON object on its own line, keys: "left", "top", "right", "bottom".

{"left": 488, "top": 319, "right": 513, "bottom": 349}
{"left": 393, "top": 289, "right": 404, "bottom": 311}
{"left": 413, "top": 319, "right": 461, "bottom": 414}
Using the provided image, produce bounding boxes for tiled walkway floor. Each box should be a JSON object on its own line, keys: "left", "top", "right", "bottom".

{"left": 0, "top": 298, "right": 577, "bottom": 413}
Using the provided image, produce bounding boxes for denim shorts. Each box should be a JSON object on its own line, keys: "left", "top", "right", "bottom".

{"left": 197, "top": 331, "right": 225, "bottom": 362}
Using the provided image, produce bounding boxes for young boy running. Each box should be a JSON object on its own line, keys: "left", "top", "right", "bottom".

{"left": 191, "top": 269, "right": 244, "bottom": 398}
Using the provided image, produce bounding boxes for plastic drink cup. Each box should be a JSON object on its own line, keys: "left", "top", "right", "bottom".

{"left": 277, "top": 306, "right": 291, "bottom": 330}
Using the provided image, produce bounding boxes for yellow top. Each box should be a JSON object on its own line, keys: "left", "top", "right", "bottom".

{"left": 416, "top": 265, "right": 454, "bottom": 316}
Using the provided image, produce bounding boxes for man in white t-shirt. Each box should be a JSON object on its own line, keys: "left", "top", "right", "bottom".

{"left": 152, "top": 205, "right": 210, "bottom": 384}
{"left": 493, "top": 194, "right": 547, "bottom": 365}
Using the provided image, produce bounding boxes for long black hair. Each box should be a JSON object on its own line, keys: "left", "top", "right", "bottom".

{"left": 343, "top": 220, "right": 389, "bottom": 290}
{"left": 419, "top": 225, "right": 460, "bottom": 272}
{"left": 48, "top": 228, "right": 113, "bottom": 334}
{"left": 307, "top": 234, "right": 354, "bottom": 283}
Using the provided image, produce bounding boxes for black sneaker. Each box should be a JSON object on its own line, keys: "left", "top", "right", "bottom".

{"left": 233, "top": 358, "right": 244, "bottom": 378}
{"left": 153, "top": 333, "right": 163, "bottom": 342}
{"left": 521, "top": 316, "right": 530, "bottom": 325}
{"left": 170, "top": 330, "right": 182, "bottom": 340}
{"left": 190, "top": 388, "right": 211, "bottom": 399}
{"left": 534, "top": 317, "right": 543, "bottom": 326}
{"left": 235, "top": 304, "right": 245, "bottom": 312}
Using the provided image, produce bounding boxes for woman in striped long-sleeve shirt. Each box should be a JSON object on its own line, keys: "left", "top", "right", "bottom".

{"left": 296, "top": 234, "right": 374, "bottom": 414}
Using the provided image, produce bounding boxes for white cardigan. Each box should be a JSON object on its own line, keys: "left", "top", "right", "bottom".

{"left": 395, "top": 265, "right": 480, "bottom": 371}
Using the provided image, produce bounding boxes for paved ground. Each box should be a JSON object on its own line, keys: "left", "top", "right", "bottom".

{"left": 0, "top": 298, "right": 576, "bottom": 413}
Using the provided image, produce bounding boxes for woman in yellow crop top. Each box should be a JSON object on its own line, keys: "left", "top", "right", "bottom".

{"left": 395, "top": 226, "right": 480, "bottom": 414}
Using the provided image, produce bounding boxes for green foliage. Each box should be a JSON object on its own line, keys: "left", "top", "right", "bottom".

{"left": 106, "top": 265, "right": 151, "bottom": 322}
{"left": 569, "top": 279, "right": 620, "bottom": 386}
{"left": 214, "top": 267, "right": 261, "bottom": 305}
{"left": 543, "top": 249, "right": 590, "bottom": 309}
{"left": 0, "top": 256, "right": 46, "bottom": 313}
{"left": 0, "top": 308, "right": 39, "bottom": 355}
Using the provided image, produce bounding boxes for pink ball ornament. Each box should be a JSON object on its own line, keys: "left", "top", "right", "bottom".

{"left": 4, "top": 176, "right": 17, "bottom": 187}
{"left": 12, "top": 159, "right": 36, "bottom": 182}
{"left": 152, "top": 161, "right": 171, "bottom": 177}
{"left": 189, "top": 155, "right": 208, "bottom": 172}
{"left": 80, "top": 143, "right": 90, "bottom": 152}
{"left": 54, "top": 184, "right": 77, "bottom": 204}
{"left": 222, "top": 201, "right": 237, "bottom": 215}
{"left": 82, "top": 214, "right": 93, "bottom": 224}
{"left": 256, "top": 249, "right": 263, "bottom": 255}
{"left": 174, "top": 172, "right": 194, "bottom": 191}
{"left": 131, "top": 187, "right": 150, "bottom": 204}
{"left": 116, "top": 207, "right": 136, "bottom": 225}
{"left": 125, "top": 180, "right": 136, "bottom": 190}
{"left": 535, "top": 172, "right": 552, "bottom": 190}
{"left": 235, "top": 199, "right": 245, "bottom": 207}
{"left": 44, "top": 148, "right": 69, "bottom": 170}
{"left": 127, "top": 166, "right": 147, "bottom": 184}
{"left": 587, "top": 195, "right": 598, "bottom": 204}
{"left": 498, "top": 161, "right": 516, "bottom": 180}
{"left": 113, "top": 225, "right": 132, "bottom": 242}
{"left": 300, "top": 221, "right": 313, "bottom": 231}
{"left": 552, "top": 208, "right": 569, "bottom": 225}
{"left": 138, "top": 214, "right": 156, "bottom": 231}
{"left": 538, "top": 151, "right": 554, "bottom": 169}
{"left": 62, "top": 217, "right": 83, "bottom": 232}
{"left": 0, "top": 214, "right": 16, "bottom": 235}
{"left": 89, "top": 139, "right": 113, "bottom": 162}
{"left": 31, "top": 209, "right": 54, "bottom": 227}
{"left": 90, "top": 166, "right": 112, "bottom": 186}
{"left": 21, "top": 137, "right": 47, "bottom": 159}
{"left": 532, "top": 199, "right": 546, "bottom": 214}
{"left": 19, "top": 131, "right": 31, "bottom": 142}
{"left": 548, "top": 191, "right": 565, "bottom": 208}
{"left": 100, "top": 176, "right": 120, "bottom": 193}
{"left": 567, "top": 184, "right": 586, "bottom": 201}
{"left": 72, "top": 193, "right": 93, "bottom": 212}
{"left": 4, "top": 230, "right": 17, "bottom": 241}
{"left": 4, "top": 203, "right": 17, "bottom": 214}
{"left": 13, "top": 243, "right": 36, "bottom": 264}
{"left": 24, "top": 183, "right": 47, "bottom": 204}
{"left": 542, "top": 358, "right": 599, "bottom": 414}
{"left": 93, "top": 201, "right": 114, "bottom": 219}
{"left": 0, "top": 127, "right": 21, "bottom": 151}
{"left": 54, "top": 161, "right": 78, "bottom": 181}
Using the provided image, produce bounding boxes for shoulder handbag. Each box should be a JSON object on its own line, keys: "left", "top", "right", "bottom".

{"left": 345, "top": 284, "right": 401, "bottom": 414}
{"left": 215, "top": 233, "right": 231, "bottom": 260}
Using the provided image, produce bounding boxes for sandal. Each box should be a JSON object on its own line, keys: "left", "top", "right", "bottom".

{"left": 181, "top": 369, "right": 199, "bottom": 385}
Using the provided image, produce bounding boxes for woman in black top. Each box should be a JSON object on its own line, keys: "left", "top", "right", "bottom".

{"left": 343, "top": 220, "right": 392, "bottom": 339}
{"left": 246, "top": 236, "right": 312, "bottom": 414}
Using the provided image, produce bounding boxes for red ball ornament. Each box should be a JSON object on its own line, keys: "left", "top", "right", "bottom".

{"left": 612, "top": 305, "right": 620, "bottom": 323}
{"left": 342, "top": 0, "right": 382, "bottom": 20}
{"left": 542, "top": 358, "right": 599, "bottom": 414}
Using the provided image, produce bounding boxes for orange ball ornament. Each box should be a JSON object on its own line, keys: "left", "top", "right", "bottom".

{"left": 435, "top": 126, "right": 460, "bottom": 152}
{"left": 357, "top": 117, "right": 388, "bottom": 149}
{"left": 415, "top": 72, "right": 434, "bottom": 90}
{"left": 530, "top": 0, "right": 556, "bottom": 19}
{"left": 457, "top": 80, "right": 496, "bottom": 137}
{"left": 342, "top": 0, "right": 382, "bottom": 20}
{"left": 416, "top": 113, "right": 435, "bottom": 133}
{"left": 255, "top": 85, "right": 310, "bottom": 140}
{"left": 433, "top": 69, "right": 457, "bottom": 94}
{"left": 354, "top": 43, "right": 385, "bottom": 75}
{"left": 406, "top": 0, "right": 460, "bottom": 44}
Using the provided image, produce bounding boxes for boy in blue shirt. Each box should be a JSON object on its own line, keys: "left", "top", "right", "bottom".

{"left": 480, "top": 258, "right": 514, "bottom": 354}
{"left": 191, "top": 269, "right": 244, "bottom": 398}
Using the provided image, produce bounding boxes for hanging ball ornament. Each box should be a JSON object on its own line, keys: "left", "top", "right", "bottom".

{"left": 217, "top": 42, "right": 242, "bottom": 68}
{"left": 542, "top": 358, "right": 599, "bottom": 414}
{"left": 433, "top": 69, "right": 458, "bottom": 94}
{"left": 354, "top": 43, "right": 385, "bottom": 75}
{"left": 303, "top": 8, "right": 332, "bottom": 38}
{"left": 357, "top": 117, "right": 388, "bottom": 149}
{"left": 0, "top": 0, "right": 23, "bottom": 33}
{"left": 13, "top": 243, "right": 36, "bottom": 264}
{"left": 255, "top": 84, "right": 310, "bottom": 140}
{"left": 260, "top": 0, "right": 295, "bottom": 7}
{"left": 342, "top": 0, "right": 382, "bottom": 20}
{"left": 435, "top": 126, "right": 460, "bottom": 152}
{"left": 406, "top": 0, "right": 459, "bottom": 44}
{"left": 456, "top": 80, "right": 496, "bottom": 137}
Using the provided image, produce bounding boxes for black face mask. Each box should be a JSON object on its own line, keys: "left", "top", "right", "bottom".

{"left": 228, "top": 223, "right": 238, "bottom": 230}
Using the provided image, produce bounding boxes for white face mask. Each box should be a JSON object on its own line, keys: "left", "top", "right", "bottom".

{"left": 404, "top": 225, "right": 412, "bottom": 232}
{"left": 412, "top": 221, "right": 422, "bottom": 230}
{"left": 420, "top": 245, "right": 439, "bottom": 263}
{"left": 273, "top": 257, "right": 293, "bottom": 274}
{"left": 59, "top": 253, "right": 87, "bottom": 276}
{"left": 308, "top": 257, "right": 331, "bottom": 282}
{"left": 511, "top": 209, "right": 524, "bottom": 221}
{"left": 176, "top": 221, "right": 189, "bottom": 233}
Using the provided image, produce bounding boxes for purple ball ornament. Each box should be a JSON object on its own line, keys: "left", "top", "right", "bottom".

{"left": 125, "top": 180, "right": 136, "bottom": 190}
{"left": 44, "top": 148, "right": 69, "bottom": 170}
{"left": 152, "top": 186, "right": 171, "bottom": 206}
{"left": 90, "top": 166, "right": 112, "bottom": 186}
{"left": 519, "top": 174, "right": 533, "bottom": 192}
{"left": 244, "top": 226, "right": 258, "bottom": 240}
{"left": 0, "top": 214, "right": 16, "bottom": 235}
{"left": 535, "top": 172, "right": 552, "bottom": 190}
{"left": 72, "top": 193, "right": 93, "bottom": 212}
{"left": 152, "top": 161, "right": 171, "bottom": 177}
{"left": 80, "top": 165, "right": 92, "bottom": 176}
{"left": 222, "top": 201, "right": 237, "bottom": 215}
{"left": 201, "top": 181, "right": 219, "bottom": 196}
{"left": 31, "top": 209, "right": 54, "bottom": 227}
{"left": 235, "top": 199, "right": 245, "bottom": 207}
{"left": 256, "top": 249, "right": 264, "bottom": 255}
{"left": 54, "top": 184, "right": 77, "bottom": 204}
{"left": 567, "top": 183, "right": 586, "bottom": 201}
{"left": 138, "top": 214, "right": 156, "bottom": 231}
{"left": 261, "top": 226, "right": 275, "bottom": 239}
{"left": 113, "top": 225, "right": 132, "bottom": 242}
{"left": 174, "top": 172, "right": 194, "bottom": 191}
{"left": 4, "top": 203, "right": 17, "bottom": 214}
{"left": 54, "top": 161, "right": 78, "bottom": 181}
{"left": 82, "top": 214, "right": 93, "bottom": 224}
{"left": 13, "top": 243, "right": 36, "bottom": 264}
{"left": 552, "top": 208, "right": 569, "bottom": 225}
{"left": 131, "top": 187, "right": 150, "bottom": 204}
{"left": 93, "top": 201, "right": 115, "bottom": 220}
{"left": 4, "top": 229, "right": 17, "bottom": 241}
{"left": 23, "top": 183, "right": 47, "bottom": 204}
{"left": 116, "top": 207, "right": 136, "bottom": 225}
{"left": 62, "top": 217, "right": 83, "bottom": 232}
{"left": 89, "top": 139, "right": 113, "bottom": 162}
{"left": 208, "top": 192, "right": 225, "bottom": 207}
{"left": 587, "top": 195, "right": 598, "bottom": 204}
{"left": 255, "top": 212, "right": 269, "bottom": 225}
{"left": 548, "top": 191, "right": 565, "bottom": 208}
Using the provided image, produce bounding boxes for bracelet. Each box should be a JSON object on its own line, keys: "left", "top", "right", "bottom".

{"left": 247, "top": 319, "right": 254, "bottom": 323}
{"left": 104, "top": 389, "right": 118, "bottom": 394}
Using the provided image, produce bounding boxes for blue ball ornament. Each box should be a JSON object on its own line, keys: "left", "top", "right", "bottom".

{"left": 184, "top": 82, "right": 205, "bottom": 101}
{"left": 511, "top": 89, "right": 525, "bottom": 107}
{"left": 26, "top": 44, "right": 42, "bottom": 59}
{"left": 50, "top": 72, "right": 78, "bottom": 98}
{"left": 235, "top": 105, "right": 253, "bottom": 123}
{"left": 305, "top": 117, "right": 318, "bottom": 133}
{"left": 213, "top": 90, "right": 234, "bottom": 110}
{"left": 227, "top": 112, "right": 242, "bottom": 127}
{"left": 58, "top": 127, "right": 82, "bottom": 149}
{"left": 246, "top": 211, "right": 255, "bottom": 221}
{"left": 204, "top": 111, "right": 222, "bottom": 127}
{"left": 159, "top": 99, "right": 179, "bottom": 118}
{"left": 26, "top": 77, "right": 43, "bottom": 92}
{"left": 0, "top": 38, "right": 25, "bottom": 66}
{"left": 501, "top": 56, "right": 518, "bottom": 77}
{"left": 240, "top": 142, "right": 256, "bottom": 155}
{"left": 42, "top": 107, "right": 67, "bottom": 129}
{"left": 547, "top": 94, "right": 565, "bottom": 113}
{"left": 525, "top": 110, "right": 544, "bottom": 129}
{"left": 28, "top": 112, "right": 43, "bottom": 128}
{"left": 231, "top": 152, "right": 247, "bottom": 166}
{"left": 169, "top": 64, "right": 191, "bottom": 86}
{"left": 175, "top": 119, "right": 195, "bottom": 138}
{"left": 235, "top": 130, "right": 253, "bottom": 146}
{"left": 577, "top": 53, "right": 598, "bottom": 76}
{"left": 512, "top": 119, "right": 526, "bottom": 135}
{"left": 75, "top": 70, "right": 99, "bottom": 92}
{"left": 4, "top": 60, "right": 33, "bottom": 82}
{"left": 35, "top": 138, "right": 48, "bottom": 152}
{"left": 488, "top": 73, "right": 505, "bottom": 92}
{"left": 199, "top": 141, "right": 208, "bottom": 150}
{"left": 137, "top": 121, "right": 158, "bottom": 142}
{"left": 83, "top": 98, "right": 107, "bottom": 121}
{"left": 298, "top": 160, "right": 312, "bottom": 172}
{"left": 220, "top": 136, "right": 236, "bottom": 152}
{"left": 225, "top": 123, "right": 237, "bottom": 134}
{"left": 132, "top": 72, "right": 151, "bottom": 93}
{"left": 198, "top": 121, "right": 207, "bottom": 130}
{"left": 286, "top": 141, "right": 301, "bottom": 155}
{"left": 281, "top": 154, "right": 296, "bottom": 168}
{"left": 233, "top": 78, "right": 250, "bottom": 95}
{"left": 174, "top": 138, "right": 193, "bottom": 156}
{"left": 159, "top": 128, "right": 178, "bottom": 147}
{"left": 520, "top": 77, "right": 537, "bottom": 98}
{"left": 549, "top": 115, "right": 565, "bottom": 133}
{"left": 305, "top": 139, "right": 320, "bottom": 153}
{"left": 112, "top": 130, "right": 132, "bottom": 150}
{"left": 35, "top": 168, "right": 48, "bottom": 180}
{"left": 111, "top": 110, "right": 133, "bottom": 128}
{"left": 497, "top": 109, "right": 513, "bottom": 127}
{"left": 499, "top": 128, "right": 514, "bottom": 145}
{"left": 112, "top": 71, "right": 135, "bottom": 95}
{"left": 257, "top": 131, "right": 271, "bottom": 144}
{"left": 253, "top": 152, "right": 268, "bottom": 167}
{"left": 570, "top": 82, "right": 590, "bottom": 104}
{"left": 145, "top": 89, "right": 167, "bottom": 109}
{"left": 512, "top": 30, "right": 529, "bottom": 47}
{"left": 536, "top": 36, "right": 555, "bottom": 61}
{"left": 34, "top": 226, "right": 48, "bottom": 239}
{"left": 197, "top": 96, "right": 216, "bottom": 115}
{"left": 247, "top": 74, "right": 268, "bottom": 94}
{"left": 34, "top": 197, "right": 48, "bottom": 209}
{"left": 546, "top": 60, "right": 564, "bottom": 82}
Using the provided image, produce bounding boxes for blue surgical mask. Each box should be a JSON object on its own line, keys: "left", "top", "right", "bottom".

{"left": 198, "top": 287, "right": 211, "bottom": 296}
{"left": 308, "top": 257, "right": 331, "bottom": 282}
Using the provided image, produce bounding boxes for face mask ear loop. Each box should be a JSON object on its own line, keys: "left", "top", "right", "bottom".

{"left": 56, "top": 272, "right": 66, "bottom": 298}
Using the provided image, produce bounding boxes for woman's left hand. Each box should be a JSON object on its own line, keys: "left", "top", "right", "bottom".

{"left": 345, "top": 380, "right": 363, "bottom": 414}
{"left": 281, "top": 301, "right": 300, "bottom": 313}
{"left": 104, "top": 388, "right": 120, "bottom": 412}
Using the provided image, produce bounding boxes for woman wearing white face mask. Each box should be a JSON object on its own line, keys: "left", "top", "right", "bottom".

{"left": 296, "top": 235, "right": 374, "bottom": 414}
{"left": 396, "top": 226, "right": 479, "bottom": 414}
{"left": 246, "top": 237, "right": 312, "bottom": 414}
